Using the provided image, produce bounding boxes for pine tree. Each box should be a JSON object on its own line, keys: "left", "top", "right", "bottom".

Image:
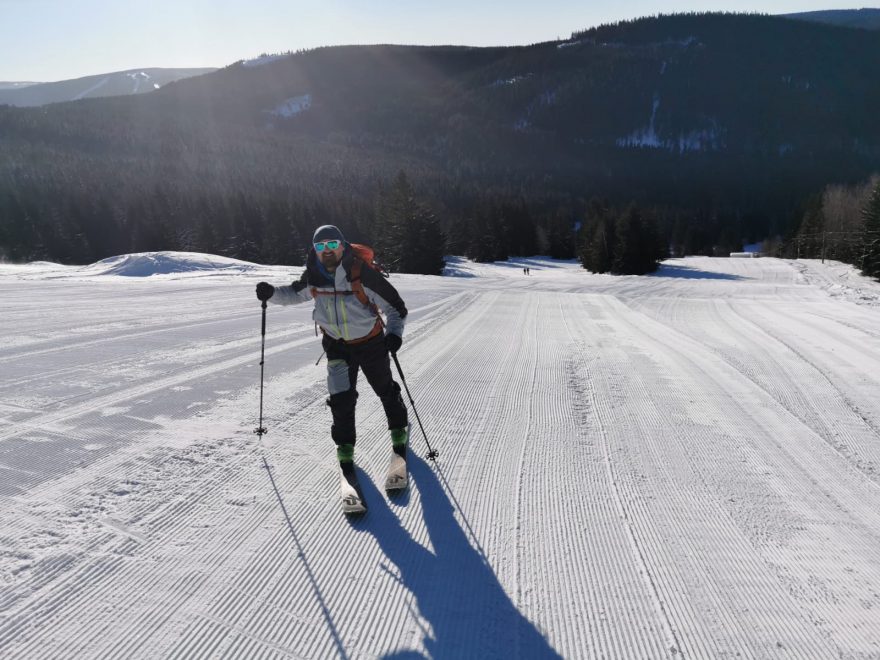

{"left": 611, "top": 203, "right": 662, "bottom": 275}
{"left": 581, "top": 216, "right": 615, "bottom": 273}
{"left": 445, "top": 216, "right": 472, "bottom": 256}
{"left": 611, "top": 205, "right": 637, "bottom": 274}
{"left": 796, "top": 195, "right": 825, "bottom": 259}
{"left": 580, "top": 198, "right": 615, "bottom": 273}
{"left": 544, "top": 209, "right": 576, "bottom": 259}
{"left": 466, "top": 206, "right": 500, "bottom": 263}
{"left": 861, "top": 182, "right": 880, "bottom": 279}
{"left": 376, "top": 171, "right": 446, "bottom": 274}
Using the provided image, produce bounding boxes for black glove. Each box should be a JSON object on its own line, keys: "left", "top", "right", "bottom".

{"left": 256, "top": 282, "right": 275, "bottom": 301}
{"left": 385, "top": 333, "right": 402, "bottom": 354}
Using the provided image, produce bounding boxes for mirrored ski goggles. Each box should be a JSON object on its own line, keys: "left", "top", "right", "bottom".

{"left": 314, "top": 240, "right": 341, "bottom": 252}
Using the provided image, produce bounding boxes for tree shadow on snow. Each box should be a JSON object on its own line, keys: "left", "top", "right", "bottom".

{"left": 649, "top": 264, "right": 747, "bottom": 280}
{"left": 350, "top": 457, "right": 562, "bottom": 659}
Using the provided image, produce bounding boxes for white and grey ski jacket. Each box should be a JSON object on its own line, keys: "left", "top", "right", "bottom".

{"left": 270, "top": 245, "right": 407, "bottom": 343}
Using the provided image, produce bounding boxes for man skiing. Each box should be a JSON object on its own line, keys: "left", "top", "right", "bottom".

{"left": 255, "top": 225, "right": 409, "bottom": 514}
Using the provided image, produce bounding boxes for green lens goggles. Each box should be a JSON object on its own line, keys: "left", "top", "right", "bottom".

{"left": 315, "top": 240, "right": 341, "bottom": 252}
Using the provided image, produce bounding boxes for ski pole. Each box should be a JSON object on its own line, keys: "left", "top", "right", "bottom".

{"left": 255, "top": 299, "right": 268, "bottom": 438}
{"left": 390, "top": 352, "right": 439, "bottom": 462}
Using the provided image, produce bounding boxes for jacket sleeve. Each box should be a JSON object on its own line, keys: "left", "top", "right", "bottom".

{"left": 270, "top": 270, "right": 312, "bottom": 306}
{"left": 361, "top": 267, "right": 407, "bottom": 337}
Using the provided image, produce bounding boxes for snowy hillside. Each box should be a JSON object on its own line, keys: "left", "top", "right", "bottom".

{"left": 0, "top": 68, "right": 216, "bottom": 107}
{"left": 2, "top": 254, "right": 880, "bottom": 658}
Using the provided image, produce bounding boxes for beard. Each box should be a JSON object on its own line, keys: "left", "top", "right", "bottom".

{"left": 320, "top": 250, "right": 340, "bottom": 270}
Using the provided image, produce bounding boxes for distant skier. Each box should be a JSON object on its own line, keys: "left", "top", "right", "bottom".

{"left": 255, "top": 225, "right": 409, "bottom": 514}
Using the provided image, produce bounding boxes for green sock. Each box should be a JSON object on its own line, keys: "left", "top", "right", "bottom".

{"left": 337, "top": 443, "right": 354, "bottom": 463}
{"left": 390, "top": 428, "right": 408, "bottom": 447}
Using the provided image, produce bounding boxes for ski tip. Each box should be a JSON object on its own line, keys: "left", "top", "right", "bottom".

{"left": 385, "top": 482, "right": 408, "bottom": 494}
{"left": 342, "top": 498, "right": 367, "bottom": 516}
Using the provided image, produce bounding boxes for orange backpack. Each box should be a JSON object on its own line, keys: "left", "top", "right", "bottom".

{"left": 309, "top": 243, "right": 387, "bottom": 307}
{"left": 308, "top": 243, "right": 389, "bottom": 341}
{"left": 348, "top": 243, "right": 388, "bottom": 307}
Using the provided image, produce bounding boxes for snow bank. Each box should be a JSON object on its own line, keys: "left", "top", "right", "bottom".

{"left": 82, "top": 252, "right": 262, "bottom": 277}
{"left": 0, "top": 251, "right": 287, "bottom": 280}
{"left": 791, "top": 258, "right": 880, "bottom": 307}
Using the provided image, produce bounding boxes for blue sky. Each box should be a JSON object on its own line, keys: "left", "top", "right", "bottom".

{"left": 0, "top": 0, "right": 866, "bottom": 81}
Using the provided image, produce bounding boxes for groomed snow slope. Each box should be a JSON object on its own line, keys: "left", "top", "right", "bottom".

{"left": 1, "top": 255, "right": 880, "bottom": 658}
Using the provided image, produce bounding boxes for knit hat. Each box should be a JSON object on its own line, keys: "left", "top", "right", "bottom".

{"left": 312, "top": 225, "right": 345, "bottom": 244}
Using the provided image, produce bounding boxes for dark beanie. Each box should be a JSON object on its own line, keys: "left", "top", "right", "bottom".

{"left": 312, "top": 225, "right": 345, "bottom": 243}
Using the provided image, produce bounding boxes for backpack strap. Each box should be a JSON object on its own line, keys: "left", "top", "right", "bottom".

{"left": 349, "top": 257, "right": 372, "bottom": 307}
{"left": 308, "top": 259, "right": 372, "bottom": 308}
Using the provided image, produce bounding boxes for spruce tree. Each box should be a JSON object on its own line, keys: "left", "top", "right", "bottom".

{"left": 861, "top": 182, "right": 880, "bottom": 278}
{"left": 796, "top": 195, "right": 825, "bottom": 259}
{"left": 581, "top": 217, "right": 615, "bottom": 273}
{"left": 611, "top": 205, "right": 638, "bottom": 274}
{"left": 611, "top": 203, "right": 662, "bottom": 275}
{"left": 466, "top": 206, "right": 500, "bottom": 263}
{"left": 376, "top": 171, "right": 446, "bottom": 274}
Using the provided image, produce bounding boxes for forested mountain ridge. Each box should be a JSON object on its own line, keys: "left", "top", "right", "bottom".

{"left": 0, "top": 68, "right": 217, "bottom": 107}
{"left": 783, "top": 8, "right": 880, "bottom": 31}
{"left": 2, "top": 13, "right": 879, "bottom": 268}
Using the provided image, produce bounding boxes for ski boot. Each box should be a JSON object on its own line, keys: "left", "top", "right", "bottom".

{"left": 337, "top": 443, "right": 366, "bottom": 515}
{"left": 384, "top": 427, "right": 409, "bottom": 492}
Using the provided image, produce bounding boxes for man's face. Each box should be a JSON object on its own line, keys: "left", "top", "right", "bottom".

{"left": 316, "top": 240, "right": 344, "bottom": 271}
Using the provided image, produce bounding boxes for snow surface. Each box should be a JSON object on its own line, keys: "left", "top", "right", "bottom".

{"left": 72, "top": 76, "right": 109, "bottom": 101}
{"left": 617, "top": 95, "right": 663, "bottom": 149}
{"left": 2, "top": 253, "right": 880, "bottom": 658}
{"left": 0, "top": 252, "right": 269, "bottom": 280}
{"left": 269, "top": 94, "right": 312, "bottom": 118}
{"left": 617, "top": 95, "right": 724, "bottom": 153}
{"left": 126, "top": 71, "right": 150, "bottom": 94}
{"left": 490, "top": 75, "right": 531, "bottom": 87}
{"left": 242, "top": 53, "right": 291, "bottom": 68}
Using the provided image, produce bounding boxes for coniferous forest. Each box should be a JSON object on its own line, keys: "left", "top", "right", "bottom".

{"left": 2, "top": 13, "right": 880, "bottom": 276}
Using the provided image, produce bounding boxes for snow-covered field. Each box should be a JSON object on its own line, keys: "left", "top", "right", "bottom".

{"left": 2, "top": 253, "right": 880, "bottom": 658}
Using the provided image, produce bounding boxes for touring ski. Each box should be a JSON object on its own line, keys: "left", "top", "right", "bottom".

{"left": 384, "top": 451, "right": 408, "bottom": 492}
{"left": 340, "top": 466, "right": 367, "bottom": 515}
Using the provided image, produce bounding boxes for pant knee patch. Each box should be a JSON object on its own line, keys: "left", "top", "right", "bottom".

{"left": 327, "top": 359, "right": 353, "bottom": 396}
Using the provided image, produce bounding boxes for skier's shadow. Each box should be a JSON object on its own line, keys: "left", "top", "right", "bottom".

{"left": 352, "top": 456, "right": 561, "bottom": 659}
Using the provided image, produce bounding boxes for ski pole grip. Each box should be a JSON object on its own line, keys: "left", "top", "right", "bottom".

{"left": 261, "top": 300, "right": 267, "bottom": 336}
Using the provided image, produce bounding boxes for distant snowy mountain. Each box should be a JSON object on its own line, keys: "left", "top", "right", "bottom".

{"left": 0, "top": 81, "right": 40, "bottom": 90}
{"left": 783, "top": 8, "right": 880, "bottom": 30}
{"left": 3, "top": 12, "right": 880, "bottom": 268}
{"left": 0, "top": 68, "right": 217, "bottom": 106}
